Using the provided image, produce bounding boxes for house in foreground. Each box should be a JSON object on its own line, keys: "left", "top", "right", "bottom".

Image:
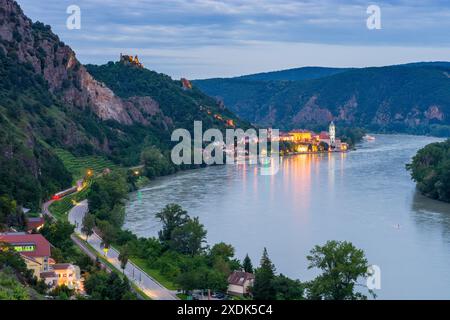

{"left": 0, "top": 232, "right": 52, "bottom": 278}
{"left": 0, "top": 232, "right": 82, "bottom": 291}
{"left": 227, "top": 271, "right": 255, "bottom": 296}
{"left": 52, "top": 263, "right": 82, "bottom": 290}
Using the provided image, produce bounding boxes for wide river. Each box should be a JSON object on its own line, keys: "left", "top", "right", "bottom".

{"left": 124, "top": 134, "right": 450, "bottom": 299}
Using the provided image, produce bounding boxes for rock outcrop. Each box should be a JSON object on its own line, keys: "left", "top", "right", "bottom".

{"left": 0, "top": 0, "right": 158, "bottom": 125}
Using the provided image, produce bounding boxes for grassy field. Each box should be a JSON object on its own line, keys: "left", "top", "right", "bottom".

{"left": 131, "top": 257, "right": 177, "bottom": 290}
{"left": 54, "top": 149, "right": 120, "bottom": 181}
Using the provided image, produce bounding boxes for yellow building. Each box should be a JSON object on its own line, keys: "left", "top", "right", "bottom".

{"left": 289, "top": 130, "right": 312, "bottom": 142}
{"left": 0, "top": 233, "right": 51, "bottom": 279}
{"left": 52, "top": 263, "right": 82, "bottom": 290}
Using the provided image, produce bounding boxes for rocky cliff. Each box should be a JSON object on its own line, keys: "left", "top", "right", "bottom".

{"left": 0, "top": 0, "right": 159, "bottom": 125}
{"left": 0, "top": 0, "right": 246, "bottom": 208}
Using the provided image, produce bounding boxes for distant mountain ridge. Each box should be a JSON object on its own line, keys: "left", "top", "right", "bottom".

{"left": 194, "top": 62, "right": 450, "bottom": 133}
{"left": 224, "top": 67, "right": 351, "bottom": 82}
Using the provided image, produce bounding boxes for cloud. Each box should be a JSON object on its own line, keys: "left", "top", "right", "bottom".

{"left": 15, "top": 0, "right": 450, "bottom": 78}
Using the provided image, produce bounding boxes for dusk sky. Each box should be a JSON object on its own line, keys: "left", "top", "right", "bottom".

{"left": 17, "top": 0, "right": 450, "bottom": 79}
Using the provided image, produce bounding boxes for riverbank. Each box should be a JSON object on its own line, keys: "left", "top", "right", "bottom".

{"left": 124, "top": 134, "right": 450, "bottom": 299}
{"left": 407, "top": 138, "right": 450, "bottom": 203}
{"left": 67, "top": 201, "right": 178, "bottom": 300}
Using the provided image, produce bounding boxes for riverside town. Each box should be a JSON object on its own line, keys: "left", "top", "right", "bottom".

{"left": 1, "top": 0, "right": 450, "bottom": 317}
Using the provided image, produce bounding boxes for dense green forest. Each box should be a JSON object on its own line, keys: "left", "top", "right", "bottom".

{"left": 86, "top": 62, "right": 249, "bottom": 133}
{"left": 407, "top": 139, "right": 450, "bottom": 202}
{"left": 195, "top": 63, "right": 450, "bottom": 134}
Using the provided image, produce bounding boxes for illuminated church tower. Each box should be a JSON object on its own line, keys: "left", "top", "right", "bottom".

{"left": 329, "top": 121, "right": 336, "bottom": 147}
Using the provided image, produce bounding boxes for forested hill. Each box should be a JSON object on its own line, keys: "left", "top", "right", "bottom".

{"left": 194, "top": 63, "right": 450, "bottom": 134}
{"left": 86, "top": 62, "right": 247, "bottom": 132}
{"left": 0, "top": 0, "right": 246, "bottom": 212}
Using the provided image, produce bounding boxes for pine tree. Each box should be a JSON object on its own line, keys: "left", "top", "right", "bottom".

{"left": 252, "top": 248, "right": 276, "bottom": 300}
{"left": 242, "top": 254, "right": 253, "bottom": 273}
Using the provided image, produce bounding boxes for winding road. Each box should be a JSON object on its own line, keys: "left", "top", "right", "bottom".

{"left": 68, "top": 200, "right": 179, "bottom": 300}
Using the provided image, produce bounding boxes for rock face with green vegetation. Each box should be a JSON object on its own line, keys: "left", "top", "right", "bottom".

{"left": 407, "top": 139, "right": 450, "bottom": 202}
{"left": 0, "top": 0, "right": 245, "bottom": 212}
{"left": 0, "top": 249, "right": 44, "bottom": 300}
{"left": 0, "top": 268, "right": 31, "bottom": 300}
{"left": 194, "top": 63, "right": 450, "bottom": 133}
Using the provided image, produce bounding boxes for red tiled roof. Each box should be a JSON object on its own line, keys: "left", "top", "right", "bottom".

{"left": 0, "top": 233, "right": 51, "bottom": 258}
{"left": 228, "top": 271, "right": 254, "bottom": 286}
{"left": 52, "top": 263, "right": 73, "bottom": 270}
{"left": 40, "top": 271, "right": 58, "bottom": 278}
{"left": 26, "top": 217, "right": 45, "bottom": 231}
{"left": 319, "top": 131, "right": 330, "bottom": 139}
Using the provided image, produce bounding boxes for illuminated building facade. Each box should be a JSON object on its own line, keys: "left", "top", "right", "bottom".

{"left": 275, "top": 122, "right": 348, "bottom": 153}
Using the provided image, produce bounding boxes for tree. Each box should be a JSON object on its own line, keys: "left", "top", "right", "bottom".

{"left": 155, "top": 204, "right": 189, "bottom": 243}
{"left": 141, "top": 146, "right": 173, "bottom": 178}
{"left": 252, "top": 248, "right": 276, "bottom": 300}
{"left": 273, "top": 274, "right": 304, "bottom": 300}
{"left": 84, "top": 271, "right": 135, "bottom": 300}
{"left": 210, "top": 243, "right": 235, "bottom": 261}
{"left": 177, "top": 269, "right": 202, "bottom": 293}
{"left": 169, "top": 217, "right": 207, "bottom": 256}
{"left": 81, "top": 214, "right": 95, "bottom": 241}
{"left": 50, "top": 284, "right": 74, "bottom": 300}
{"left": 87, "top": 172, "right": 128, "bottom": 227}
{"left": 118, "top": 245, "right": 130, "bottom": 274}
{"left": 306, "top": 240, "right": 372, "bottom": 300}
{"left": 0, "top": 194, "right": 25, "bottom": 230}
{"left": 242, "top": 254, "right": 253, "bottom": 273}
{"left": 41, "top": 220, "right": 75, "bottom": 255}
{"left": 206, "top": 269, "right": 228, "bottom": 293}
{"left": 407, "top": 139, "right": 450, "bottom": 202}
{"left": 96, "top": 220, "right": 116, "bottom": 250}
{"left": 209, "top": 242, "right": 236, "bottom": 274}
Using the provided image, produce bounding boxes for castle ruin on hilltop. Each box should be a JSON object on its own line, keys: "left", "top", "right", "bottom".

{"left": 119, "top": 53, "right": 144, "bottom": 68}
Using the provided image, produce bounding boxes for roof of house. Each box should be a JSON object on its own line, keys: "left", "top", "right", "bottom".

{"left": 0, "top": 233, "right": 51, "bottom": 258}
{"left": 26, "top": 217, "right": 45, "bottom": 231}
{"left": 228, "top": 271, "right": 255, "bottom": 286}
{"left": 40, "top": 271, "right": 58, "bottom": 278}
{"left": 319, "top": 131, "right": 330, "bottom": 139}
{"left": 290, "top": 129, "right": 311, "bottom": 133}
{"left": 52, "top": 263, "right": 73, "bottom": 270}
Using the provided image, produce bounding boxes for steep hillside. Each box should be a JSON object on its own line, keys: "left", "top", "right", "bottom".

{"left": 86, "top": 61, "right": 248, "bottom": 132}
{"left": 0, "top": 0, "right": 246, "bottom": 210}
{"left": 195, "top": 64, "right": 450, "bottom": 133}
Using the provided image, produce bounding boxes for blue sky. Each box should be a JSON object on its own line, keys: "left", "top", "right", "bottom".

{"left": 17, "top": 0, "right": 450, "bottom": 79}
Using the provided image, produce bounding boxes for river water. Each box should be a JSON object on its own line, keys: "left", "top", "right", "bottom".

{"left": 124, "top": 134, "right": 450, "bottom": 299}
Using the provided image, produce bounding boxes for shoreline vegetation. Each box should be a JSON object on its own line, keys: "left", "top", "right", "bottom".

{"left": 1, "top": 126, "right": 368, "bottom": 300}
{"left": 79, "top": 165, "right": 375, "bottom": 300}
{"left": 407, "top": 139, "right": 450, "bottom": 203}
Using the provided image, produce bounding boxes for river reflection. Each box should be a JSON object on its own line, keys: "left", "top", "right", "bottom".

{"left": 125, "top": 134, "right": 450, "bottom": 299}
